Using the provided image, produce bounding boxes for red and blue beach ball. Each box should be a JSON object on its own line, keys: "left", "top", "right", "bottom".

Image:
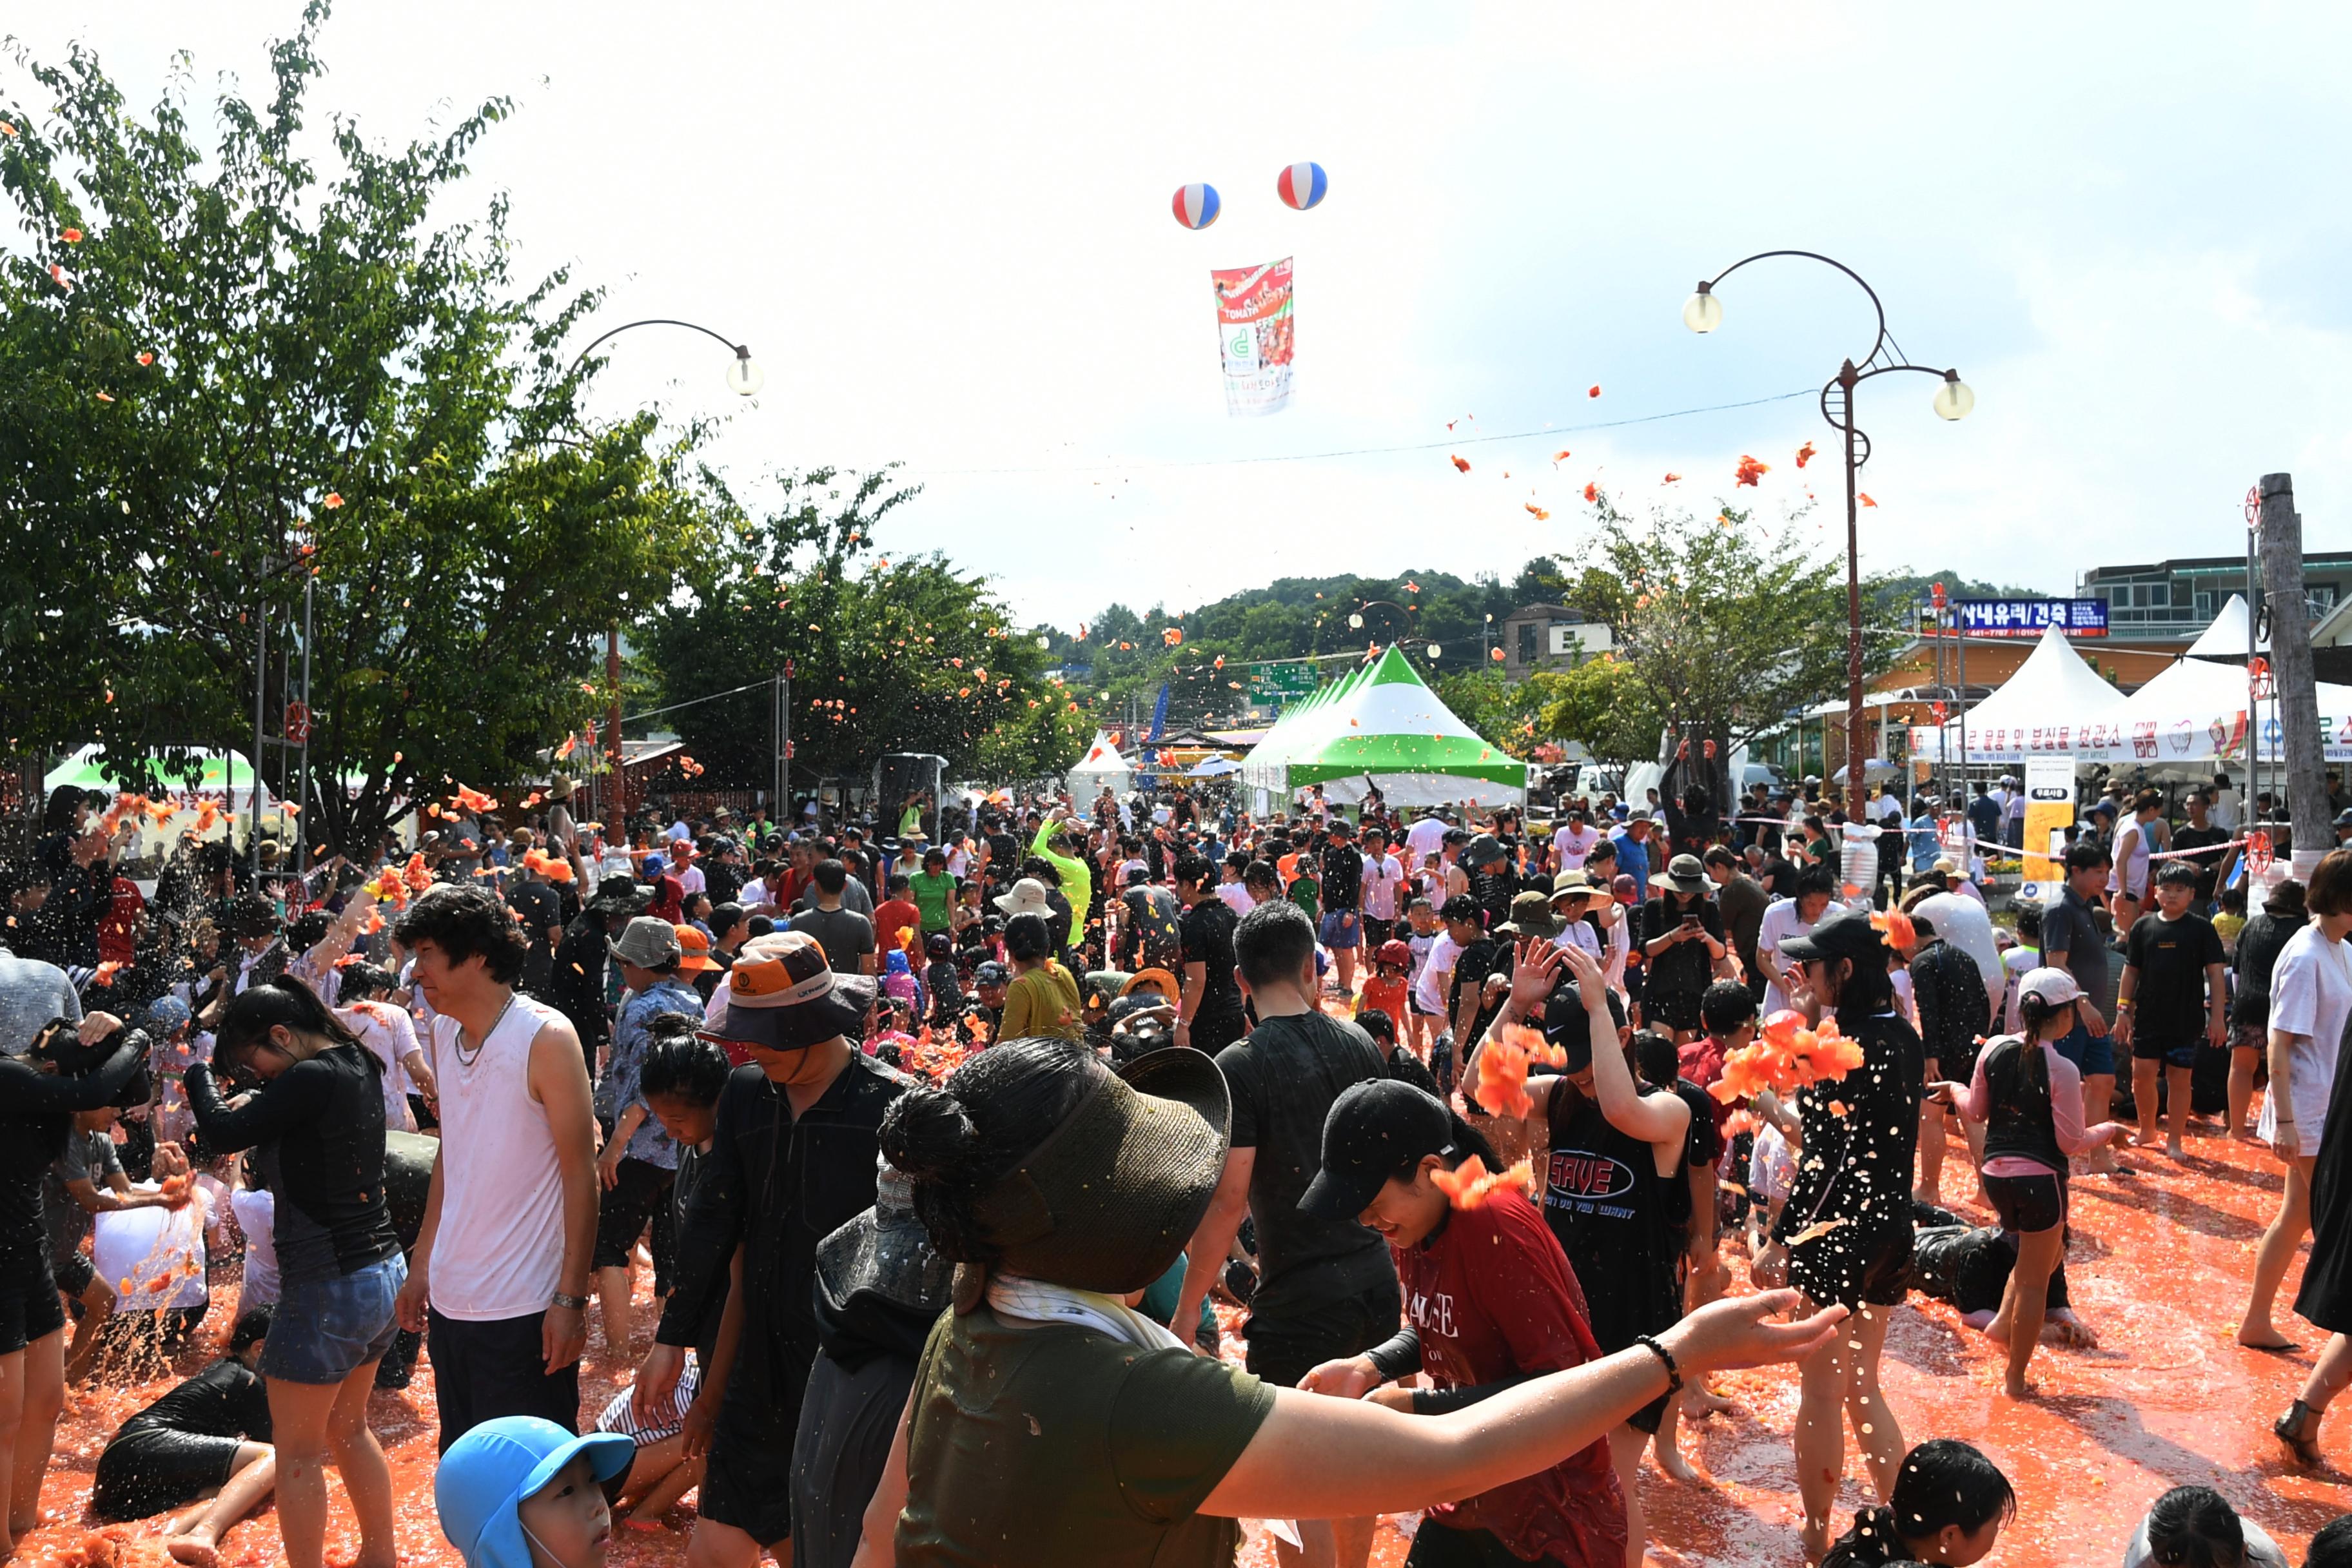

{"left": 1171, "top": 182, "right": 1220, "bottom": 230}
{"left": 1275, "top": 161, "right": 1328, "bottom": 211}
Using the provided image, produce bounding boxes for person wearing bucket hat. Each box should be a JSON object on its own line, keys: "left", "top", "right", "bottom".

{"left": 1293, "top": 1080, "right": 1629, "bottom": 1568}
{"left": 1750, "top": 901, "right": 1926, "bottom": 1558}
{"left": 788, "top": 1153, "right": 954, "bottom": 1566}
{"left": 1498, "top": 888, "right": 1562, "bottom": 942}
{"left": 1638, "top": 856, "right": 1725, "bottom": 1043}
{"left": 631, "top": 930, "right": 902, "bottom": 1561}
{"left": 1950, "top": 967, "right": 2128, "bottom": 1401}
{"left": 855, "top": 1037, "right": 1847, "bottom": 1567}
{"left": 435, "top": 1415, "right": 634, "bottom": 1568}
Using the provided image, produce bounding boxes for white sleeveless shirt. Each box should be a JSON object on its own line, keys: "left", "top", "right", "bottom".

{"left": 427, "top": 993, "right": 567, "bottom": 1320}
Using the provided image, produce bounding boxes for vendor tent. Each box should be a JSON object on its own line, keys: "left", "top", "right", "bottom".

{"left": 43, "top": 745, "right": 281, "bottom": 849}
{"left": 1242, "top": 647, "right": 1527, "bottom": 808}
{"left": 1908, "top": 625, "right": 2122, "bottom": 763}
{"left": 2185, "top": 593, "right": 2268, "bottom": 661}
{"left": 1065, "top": 731, "right": 1134, "bottom": 795}
{"left": 2092, "top": 654, "right": 2352, "bottom": 767}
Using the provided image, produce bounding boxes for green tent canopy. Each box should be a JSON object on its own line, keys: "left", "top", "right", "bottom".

{"left": 1241, "top": 647, "right": 1527, "bottom": 808}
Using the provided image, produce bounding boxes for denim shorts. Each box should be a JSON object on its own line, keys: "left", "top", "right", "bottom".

{"left": 2051, "top": 1019, "right": 2114, "bottom": 1079}
{"left": 260, "top": 1253, "right": 406, "bottom": 1385}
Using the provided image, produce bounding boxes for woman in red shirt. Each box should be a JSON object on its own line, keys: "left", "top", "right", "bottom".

{"left": 1298, "top": 1079, "right": 1627, "bottom": 1568}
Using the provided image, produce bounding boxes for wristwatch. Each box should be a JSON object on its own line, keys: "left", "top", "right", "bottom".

{"left": 551, "top": 1292, "right": 589, "bottom": 1311}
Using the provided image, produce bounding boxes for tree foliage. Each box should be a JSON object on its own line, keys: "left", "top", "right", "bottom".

{"left": 1548, "top": 493, "right": 1906, "bottom": 803}
{"left": 638, "top": 467, "right": 1090, "bottom": 788}
{"left": 1535, "top": 655, "right": 1671, "bottom": 775}
{"left": 0, "top": 5, "right": 721, "bottom": 849}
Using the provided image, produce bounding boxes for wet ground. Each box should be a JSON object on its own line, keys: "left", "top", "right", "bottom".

{"left": 20, "top": 1124, "right": 2352, "bottom": 1568}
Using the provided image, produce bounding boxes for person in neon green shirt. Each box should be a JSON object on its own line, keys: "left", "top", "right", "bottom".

{"left": 1032, "top": 809, "right": 1092, "bottom": 954}
{"left": 908, "top": 847, "right": 959, "bottom": 934}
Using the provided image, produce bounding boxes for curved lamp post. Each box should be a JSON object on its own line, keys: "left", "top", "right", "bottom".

{"left": 1685, "top": 252, "right": 1972, "bottom": 818}
{"left": 562, "top": 317, "right": 764, "bottom": 827}
{"left": 1347, "top": 598, "right": 1414, "bottom": 651}
{"left": 565, "top": 317, "right": 765, "bottom": 396}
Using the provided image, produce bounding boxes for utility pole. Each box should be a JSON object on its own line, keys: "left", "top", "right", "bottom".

{"left": 2258, "top": 473, "right": 2328, "bottom": 879}
{"left": 607, "top": 626, "right": 625, "bottom": 828}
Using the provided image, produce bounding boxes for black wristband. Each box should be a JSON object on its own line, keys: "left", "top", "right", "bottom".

{"left": 1634, "top": 1334, "right": 1682, "bottom": 1393}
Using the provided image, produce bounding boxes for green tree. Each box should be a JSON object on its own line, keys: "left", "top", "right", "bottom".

{"left": 1550, "top": 493, "right": 1905, "bottom": 805}
{"left": 1537, "top": 654, "right": 1670, "bottom": 776}
{"left": 0, "top": 5, "right": 720, "bottom": 850}
{"left": 640, "top": 469, "right": 1088, "bottom": 787}
{"left": 1431, "top": 668, "right": 1570, "bottom": 760}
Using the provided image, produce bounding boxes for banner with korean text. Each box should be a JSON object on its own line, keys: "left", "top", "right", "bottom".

{"left": 1211, "top": 257, "right": 1295, "bottom": 416}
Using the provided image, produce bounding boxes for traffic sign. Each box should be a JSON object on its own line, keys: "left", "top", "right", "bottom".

{"left": 284, "top": 702, "right": 311, "bottom": 743}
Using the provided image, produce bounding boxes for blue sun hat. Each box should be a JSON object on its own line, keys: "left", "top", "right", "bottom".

{"left": 436, "top": 1416, "right": 634, "bottom": 1568}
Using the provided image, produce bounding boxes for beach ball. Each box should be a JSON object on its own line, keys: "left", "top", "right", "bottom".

{"left": 1171, "top": 182, "right": 1220, "bottom": 230}
{"left": 1275, "top": 162, "right": 1328, "bottom": 211}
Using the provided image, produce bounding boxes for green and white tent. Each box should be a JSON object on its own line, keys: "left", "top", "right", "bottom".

{"left": 42, "top": 745, "right": 280, "bottom": 847}
{"left": 1241, "top": 647, "right": 1527, "bottom": 810}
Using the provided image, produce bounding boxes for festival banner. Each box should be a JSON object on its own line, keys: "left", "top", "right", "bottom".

{"left": 1211, "top": 257, "right": 1295, "bottom": 416}
{"left": 2019, "top": 756, "right": 2075, "bottom": 904}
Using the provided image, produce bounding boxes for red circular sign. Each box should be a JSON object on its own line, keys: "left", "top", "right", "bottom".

{"left": 283, "top": 701, "right": 311, "bottom": 743}
{"left": 2248, "top": 830, "right": 2273, "bottom": 876}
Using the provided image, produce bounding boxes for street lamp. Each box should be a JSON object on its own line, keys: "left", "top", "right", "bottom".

{"left": 565, "top": 317, "right": 764, "bottom": 397}
{"left": 1348, "top": 599, "right": 1413, "bottom": 649}
{"left": 1684, "top": 252, "right": 1973, "bottom": 819}
{"left": 561, "top": 315, "right": 765, "bottom": 828}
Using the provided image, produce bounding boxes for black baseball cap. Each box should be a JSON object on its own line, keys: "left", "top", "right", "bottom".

{"left": 1540, "top": 984, "right": 1600, "bottom": 1072}
{"left": 1298, "top": 1080, "right": 1457, "bottom": 1221}
{"left": 1777, "top": 903, "right": 1886, "bottom": 965}
{"left": 1438, "top": 894, "right": 1482, "bottom": 925}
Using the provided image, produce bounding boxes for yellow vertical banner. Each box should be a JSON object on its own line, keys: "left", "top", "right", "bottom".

{"left": 2019, "top": 755, "right": 2075, "bottom": 902}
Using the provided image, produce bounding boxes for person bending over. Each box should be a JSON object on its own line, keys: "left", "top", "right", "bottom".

{"left": 1818, "top": 1438, "right": 2011, "bottom": 1568}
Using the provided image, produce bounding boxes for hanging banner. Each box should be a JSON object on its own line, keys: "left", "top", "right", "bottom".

{"left": 1210, "top": 257, "right": 1295, "bottom": 416}
{"left": 2018, "top": 755, "right": 2075, "bottom": 904}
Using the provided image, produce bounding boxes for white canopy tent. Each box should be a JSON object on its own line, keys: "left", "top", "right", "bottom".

{"left": 2184, "top": 593, "right": 2268, "bottom": 661}
{"left": 1908, "top": 625, "right": 2124, "bottom": 763}
{"left": 2091, "top": 653, "right": 2352, "bottom": 768}
{"left": 1065, "top": 730, "right": 1134, "bottom": 796}
{"left": 42, "top": 745, "right": 278, "bottom": 847}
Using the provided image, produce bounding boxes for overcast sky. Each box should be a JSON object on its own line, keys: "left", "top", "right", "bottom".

{"left": 12, "top": 3, "right": 2349, "bottom": 627}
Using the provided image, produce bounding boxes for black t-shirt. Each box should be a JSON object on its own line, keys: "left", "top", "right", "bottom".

{"left": 1639, "top": 898, "right": 1723, "bottom": 1001}
{"left": 1177, "top": 898, "right": 1244, "bottom": 1023}
{"left": 2124, "top": 911, "right": 2226, "bottom": 1046}
{"left": 1213, "top": 1013, "right": 1393, "bottom": 1320}
{"left": 1447, "top": 936, "right": 1507, "bottom": 1047}
{"left": 984, "top": 832, "right": 1020, "bottom": 886}
{"left": 1121, "top": 885, "right": 1182, "bottom": 969}
{"left": 123, "top": 1357, "right": 272, "bottom": 1442}
{"left": 2170, "top": 825, "right": 2229, "bottom": 901}
{"left": 508, "top": 882, "right": 564, "bottom": 995}
{"left": 705, "top": 861, "right": 745, "bottom": 908}
{"left": 1319, "top": 844, "right": 1365, "bottom": 914}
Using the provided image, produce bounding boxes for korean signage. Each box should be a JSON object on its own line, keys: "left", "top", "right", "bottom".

{"left": 2019, "top": 756, "right": 2075, "bottom": 903}
{"left": 1247, "top": 663, "right": 1319, "bottom": 709}
{"left": 1954, "top": 598, "right": 2108, "bottom": 637}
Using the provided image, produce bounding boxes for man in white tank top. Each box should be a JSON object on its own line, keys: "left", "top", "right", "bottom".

{"left": 390, "top": 885, "right": 600, "bottom": 1448}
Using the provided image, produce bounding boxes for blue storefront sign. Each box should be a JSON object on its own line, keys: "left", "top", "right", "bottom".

{"left": 1953, "top": 598, "right": 2109, "bottom": 637}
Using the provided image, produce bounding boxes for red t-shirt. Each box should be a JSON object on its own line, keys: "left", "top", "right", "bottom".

{"left": 644, "top": 874, "right": 683, "bottom": 923}
{"left": 874, "top": 899, "right": 922, "bottom": 954}
{"left": 1360, "top": 974, "right": 1409, "bottom": 1026}
{"left": 97, "top": 876, "right": 146, "bottom": 966}
{"left": 1395, "top": 1188, "right": 1626, "bottom": 1566}
{"left": 1678, "top": 1035, "right": 1733, "bottom": 1137}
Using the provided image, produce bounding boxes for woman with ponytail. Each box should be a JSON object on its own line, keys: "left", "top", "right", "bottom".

{"left": 852, "top": 1037, "right": 1847, "bottom": 1568}
{"left": 1819, "top": 1438, "right": 2012, "bottom": 1567}
{"left": 186, "top": 979, "right": 402, "bottom": 1568}
{"left": 1954, "top": 968, "right": 2128, "bottom": 1399}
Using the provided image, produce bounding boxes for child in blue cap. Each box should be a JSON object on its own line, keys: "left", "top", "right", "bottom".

{"left": 436, "top": 1416, "right": 635, "bottom": 1568}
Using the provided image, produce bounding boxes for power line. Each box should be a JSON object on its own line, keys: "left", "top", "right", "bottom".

{"left": 909, "top": 389, "right": 1814, "bottom": 477}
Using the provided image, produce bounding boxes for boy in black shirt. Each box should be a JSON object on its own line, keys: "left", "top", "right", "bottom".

{"left": 1318, "top": 818, "right": 1366, "bottom": 998}
{"left": 2115, "top": 861, "right": 2229, "bottom": 1159}
{"left": 1171, "top": 900, "right": 1393, "bottom": 1568}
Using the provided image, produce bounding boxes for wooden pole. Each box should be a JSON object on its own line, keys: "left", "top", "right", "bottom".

{"left": 2258, "top": 473, "right": 2328, "bottom": 878}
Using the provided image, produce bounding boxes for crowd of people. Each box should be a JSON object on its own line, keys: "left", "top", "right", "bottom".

{"left": 1, "top": 754, "right": 2350, "bottom": 1568}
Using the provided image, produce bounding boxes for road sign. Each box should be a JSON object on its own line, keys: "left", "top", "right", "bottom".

{"left": 283, "top": 702, "right": 311, "bottom": 744}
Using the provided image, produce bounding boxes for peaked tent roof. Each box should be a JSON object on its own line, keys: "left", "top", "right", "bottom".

{"left": 2185, "top": 593, "right": 2270, "bottom": 660}
{"left": 1246, "top": 647, "right": 1527, "bottom": 799}
{"left": 2089, "top": 654, "right": 2352, "bottom": 765}
{"left": 1067, "top": 730, "right": 1133, "bottom": 779}
{"left": 1908, "top": 624, "right": 2122, "bottom": 761}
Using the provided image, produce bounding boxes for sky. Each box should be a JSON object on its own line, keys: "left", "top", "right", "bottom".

{"left": 10, "top": 3, "right": 2351, "bottom": 629}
